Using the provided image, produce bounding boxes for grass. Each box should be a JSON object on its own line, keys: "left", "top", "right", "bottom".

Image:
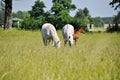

{"left": 0, "top": 28, "right": 120, "bottom": 80}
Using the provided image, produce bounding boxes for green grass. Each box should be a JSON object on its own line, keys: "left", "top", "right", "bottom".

{"left": 0, "top": 28, "right": 120, "bottom": 80}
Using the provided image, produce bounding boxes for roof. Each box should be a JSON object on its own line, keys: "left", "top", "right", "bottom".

{"left": 12, "top": 18, "right": 23, "bottom": 21}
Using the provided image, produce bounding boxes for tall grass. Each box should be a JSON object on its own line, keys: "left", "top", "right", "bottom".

{"left": 0, "top": 28, "right": 120, "bottom": 80}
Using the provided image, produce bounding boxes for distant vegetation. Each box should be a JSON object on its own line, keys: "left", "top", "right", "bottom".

{"left": 0, "top": 0, "right": 120, "bottom": 29}
{"left": 11, "top": 0, "right": 104, "bottom": 30}
{"left": 0, "top": 0, "right": 119, "bottom": 32}
{"left": 103, "top": 11, "right": 120, "bottom": 32}
{"left": 102, "top": 17, "right": 113, "bottom": 24}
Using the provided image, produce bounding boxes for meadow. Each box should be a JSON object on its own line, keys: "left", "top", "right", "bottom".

{"left": 0, "top": 28, "right": 120, "bottom": 80}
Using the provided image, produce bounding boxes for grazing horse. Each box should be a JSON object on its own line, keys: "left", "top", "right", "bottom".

{"left": 41, "top": 23, "right": 61, "bottom": 48}
{"left": 73, "top": 28, "right": 85, "bottom": 45}
{"left": 62, "top": 24, "right": 74, "bottom": 47}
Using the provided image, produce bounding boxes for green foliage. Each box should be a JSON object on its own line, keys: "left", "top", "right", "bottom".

{"left": 56, "top": 10, "right": 72, "bottom": 29}
{"left": 44, "top": 11, "right": 55, "bottom": 25}
{"left": 12, "top": 11, "right": 25, "bottom": 19}
{"left": 102, "top": 17, "right": 113, "bottom": 24}
{"left": 21, "top": 12, "right": 45, "bottom": 30}
{"left": 0, "top": 29, "right": 120, "bottom": 80}
{"left": 29, "top": 0, "right": 45, "bottom": 18}
{"left": 21, "top": 12, "right": 34, "bottom": 30}
{"left": 113, "top": 11, "right": 120, "bottom": 23}
{"left": 12, "top": 11, "right": 26, "bottom": 28}
{"left": 107, "top": 11, "right": 120, "bottom": 32}
{"left": 44, "top": 11, "right": 72, "bottom": 29}
{"left": 17, "top": 0, "right": 47, "bottom": 30}
{"left": 50, "top": 0, "right": 76, "bottom": 29}
{"left": 58, "top": 10, "right": 71, "bottom": 22}
{"left": 92, "top": 17, "right": 104, "bottom": 27}
{"left": 83, "top": 7, "right": 89, "bottom": 17}
{"left": 52, "top": 0, "right": 76, "bottom": 12}
{"left": 11, "top": 0, "right": 113, "bottom": 30}
{"left": 75, "top": 9, "right": 85, "bottom": 18}
{"left": 51, "top": 2, "right": 64, "bottom": 15}
{"left": 109, "top": 0, "right": 120, "bottom": 10}
{"left": 74, "top": 8, "right": 90, "bottom": 29}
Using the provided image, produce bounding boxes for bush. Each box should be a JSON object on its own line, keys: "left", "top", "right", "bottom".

{"left": 107, "top": 23, "right": 120, "bottom": 32}
{"left": 21, "top": 14, "right": 45, "bottom": 30}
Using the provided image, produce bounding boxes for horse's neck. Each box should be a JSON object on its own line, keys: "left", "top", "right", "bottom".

{"left": 51, "top": 33, "right": 60, "bottom": 43}
{"left": 49, "top": 29, "right": 59, "bottom": 41}
{"left": 75, "top": 31, "right": 80, "bottom": 34}
{"left": 79, "top": 30, "right": 83, "bottom": 33}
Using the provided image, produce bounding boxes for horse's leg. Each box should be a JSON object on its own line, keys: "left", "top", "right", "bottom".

{"left": 51, "top": 39, "right": 55, "bottom": 46}
{"left": 43, "top": 38, "right": 47, "bottom": 46}
{"left": 48, "top": 39, "right": 51, "bottom": 45}
{"left": 64, "top": 40, "right": 67, "bottom": 46}
{"left": 74, "top": 39, "right": 77, "bottom": 45}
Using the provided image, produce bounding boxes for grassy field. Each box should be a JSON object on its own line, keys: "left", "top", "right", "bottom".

{"left": 0, "top": 28, "right": 120, "bottom": 80}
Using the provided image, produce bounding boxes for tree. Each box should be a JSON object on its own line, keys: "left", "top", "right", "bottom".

{"left": 113, "top": 11, "right": 120, "bottom": 23}
{"left": 112, "top": 11, "right": 120, "bottom": 32}
{"left": 92, "top": 17, "right": 104, "bottom": 27}
{"left": 56, "top": 10, "right": 72, "bottom": 29}
{"left": 12, "top": 11, "right": 25, "bottom": 19}
{"left": 51, "top": 2, "right": 64, "bottom": 15}
{"left": 43, "top": 11, "right": 54, "bottom": 24}
{"left": 51, "top": 0, "right": 76, "bottom": 29}
{"left": 106, "top": 12, "right": 120, "bottom": 32}
{"left": 20, "top": 11, "right": 45, "bottom": 30}
{"left": 0, "top": 0, "right": 5, "bottom": 23}
{"left": 21, "top": 12, "right": 33, "bottom": 30}
{"left": 83, "top": 7, "right": 89, "bottom": 17}
{"left": 2, "top": 0, "right": 12, "bottom": 29}
{"left": 74, "top": 8, "right": 90, "bottom": 29}
{"left": 29, "top": 0, "right": 45, "bottom": 18}
{"left": 109, "top": 0, "right": 120, "bottom": 10}
{"left": 52, "top": 0, "right": 76, "bottom": 14}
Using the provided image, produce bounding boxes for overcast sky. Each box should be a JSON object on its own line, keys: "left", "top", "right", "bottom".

{"left": 12, "top": 0, "right": 118, "bottom": 17}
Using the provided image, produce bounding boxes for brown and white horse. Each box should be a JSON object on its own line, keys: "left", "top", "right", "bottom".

{"left": 73, "top": 28, "right": 85, "bottom": 45}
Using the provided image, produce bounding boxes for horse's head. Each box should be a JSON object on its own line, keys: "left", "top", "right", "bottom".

{"left": 79, "top": 28, "right": 85, "bottom": 33}
{"left": 54, "top": 40, "right": 61, "bottom": 48}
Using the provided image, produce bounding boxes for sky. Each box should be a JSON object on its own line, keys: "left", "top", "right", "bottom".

{"left": 12, "top": 0, "right": 118, "bottom": 17}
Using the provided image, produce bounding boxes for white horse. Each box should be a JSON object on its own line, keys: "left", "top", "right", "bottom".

{"left": 41, "top": 23, "right": 61, "bottom": 48}
{"left": 62, "top": 24, "right": 74, "bottom": 47}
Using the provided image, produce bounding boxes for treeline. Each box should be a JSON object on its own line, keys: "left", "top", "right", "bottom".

{"left": 1, "top": 0, "right": 115, "bottom": 30}
{"left": 102, "top": 17, "right": 113, "bottom": 24}
{"left": 12, "top": 0, "right": 107, "bottom": 30}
